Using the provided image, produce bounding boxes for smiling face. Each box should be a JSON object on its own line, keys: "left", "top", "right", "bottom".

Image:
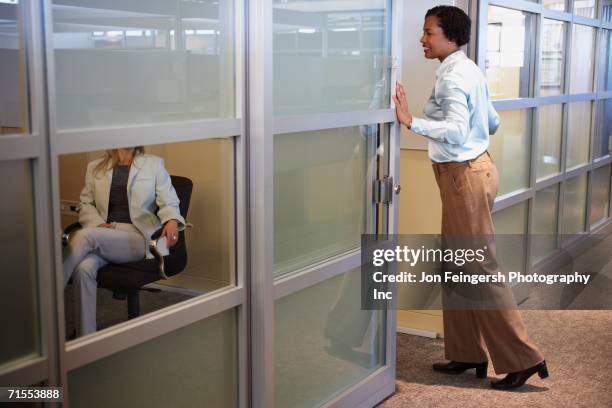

{"left": 420, "top": 15, "right": 459, "bottom": 61}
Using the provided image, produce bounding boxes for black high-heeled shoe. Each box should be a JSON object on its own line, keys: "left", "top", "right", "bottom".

{"left": 490, "top": 360, "right": 549, "bottom": 390}
{"left": 432, "top": 361, "right": 488, "bottom": 378}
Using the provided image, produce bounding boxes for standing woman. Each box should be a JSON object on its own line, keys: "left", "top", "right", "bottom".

{"left": 393, "top": 6, "right": 548, "bottom": 389}
{"left": 64, "top": 147, "right": 185, "bottom": 336}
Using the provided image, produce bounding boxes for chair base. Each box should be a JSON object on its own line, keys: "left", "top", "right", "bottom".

{"left": 127, "top": 292, "right": 140, "bottom": 319}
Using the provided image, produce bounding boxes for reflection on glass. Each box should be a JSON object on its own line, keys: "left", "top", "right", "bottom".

{"left": 599, "top": 99, "right": 612, "bottom": 157}
{"left": 488, "top": 109, "right": 531, "bottom": 195}
{"left": 602, "top": 30, "right": 611, "bottom": 91}
{"left": 273, "top": 0, "right": 390, "bottom": 114}
{"left": 540, "top": 20, "right": 566, "bottom": 96}
{"left": 493, "top": 202, "right": 527, "bottom": 275}
{"left": 567, "top": 102, "right": 592, "bottom": 170}
{"left": 275, "top": 268, "right": 384, "bottom": 407}
{"left": 562, "top": 173, "right": 588, "bottom": 236}
{"left": 590, "top": 165, "right": 611, "bottom": 226}
{"left": 605, "top": 0, "right": 612, "bottom": 22}
{"left": 60, "top": 139, "right": 235, "bottom": 339}
{"left": 52, "top": 0, "right": 235, "bottom": 129}
{"left": 274, "top": 126, "right": 372, "bottom": 277}
{"left": 544, "top": 0, "right": 567, "bottom": 11}
{"left": 570, "top": 24, "right": 595, "bottom": 94}
{"left": 0, "top": 160, "right": 39, "bottom": 367}
{"left": 69, "top": 309, "right": 237, "bottom": 407}
{"left": 574, "top": 0, "right": 597, "bottom": 18}
{"left": 537, "top": 104, "right": 563, "bottom": 180}
{"left": 532, "top": 184, "right": 559, "bottom": 263}
{"left": 0, "top": 0, "right": 28, "bottom": 135}
{"left": 486, "top": 6, "right": 534, "bottom": 100}
{"left": 593, "top": 100, "right": 612, "bottom": 158}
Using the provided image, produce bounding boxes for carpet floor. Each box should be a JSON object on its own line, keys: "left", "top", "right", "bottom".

{"left": 64, "top": 286, "right": 193, "bottom": 339}
{"left": 379, "top": 310, "right": 612, "bottom": 407}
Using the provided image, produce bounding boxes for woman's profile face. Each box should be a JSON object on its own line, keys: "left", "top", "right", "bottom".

{"left": 420, "top": 15, "right": 456, "bottom": 60}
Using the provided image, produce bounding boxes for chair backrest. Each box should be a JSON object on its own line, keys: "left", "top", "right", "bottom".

{"left": 165, "top": 175, "right": 193, "bottom": 275}
{"left": 170, "top": 175, "right": 193, "bottom": 219}
{"left": 96, "top": 175, "right": 194, "bottom": 289}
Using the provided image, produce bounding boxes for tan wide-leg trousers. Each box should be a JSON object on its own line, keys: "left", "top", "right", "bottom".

{"left": 432, "top": 152, "right": 543, "bottom": 374}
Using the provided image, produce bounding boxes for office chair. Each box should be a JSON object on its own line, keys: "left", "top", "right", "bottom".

{"left": 62, "top": 175, "right": 193, "bottom": 319}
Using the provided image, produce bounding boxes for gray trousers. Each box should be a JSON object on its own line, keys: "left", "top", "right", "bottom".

{"left": 63, "top": 224, "right": 145, "bottom": 336}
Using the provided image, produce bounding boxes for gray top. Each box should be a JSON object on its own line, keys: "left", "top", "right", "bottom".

{"left": 107, "top": 165, "right": 132, "bottom": 224}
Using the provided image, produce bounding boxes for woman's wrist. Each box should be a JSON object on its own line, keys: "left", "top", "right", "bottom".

{"left": 406, "top": 116, "right": 413, "bottom": 129}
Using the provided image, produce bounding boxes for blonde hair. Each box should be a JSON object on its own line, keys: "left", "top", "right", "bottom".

{"left": 93, "top": 146, "right": 145, "bottom": 177}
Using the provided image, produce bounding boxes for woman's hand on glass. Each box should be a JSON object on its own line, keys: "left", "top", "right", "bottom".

{"left": 162, "top": 219, "right": 179, "bottom": 248}
{"left": 392, "top": 81, "right": 413, "bottom": 128}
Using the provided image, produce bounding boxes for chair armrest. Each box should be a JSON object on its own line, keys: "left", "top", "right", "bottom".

{"left": 150, "top": 222, "right": 193, "bottom": 241}
{"left": 62, "top": 222, "right": 82, "bottom": 246}
{"left": 151, "top": 227, "right": 163, "bottom": 241}
{"left": 149, "top": 238, "right": 168, "bottom": 280}
{"left": 148, "top": 223, "right": 192, "bottom": 280}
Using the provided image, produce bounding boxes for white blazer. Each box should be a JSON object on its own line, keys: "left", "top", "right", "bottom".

{"left": 78, "top": 154, "right": 185, "bottom": 258}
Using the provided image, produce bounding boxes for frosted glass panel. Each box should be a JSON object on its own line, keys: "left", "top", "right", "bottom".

{"left": 273, "top": 0, "right": 391, "bottom": 114}
{"left": 567, "top": 102, "right": 592, "bottom": 170}
{"left": 540, "top": 20, "right": 566, "bottom": 96}
{"left": 68, "top": 309, "right": 237, "bottom": 407}
{"left": 574, "top": 0, "right": 596, "bottom": 18}
{"left": 0, "top": 0, "right": 28, "bottom": 135}
{"left": 0, "top": 160, "right": 39, "bottom": 367}
{"left": 605, "top": 1, "right": 612, "bottom": 22}
{"left": 590, "top": 165, "right": 611, "bottom": 226}
{"left": 52, "top": 0, "right": 235, "bottom": 129}
{"left": 570, "top": 25, "right": 595, "bottom": 94}
{"left": 493, "top": 202, "right": 527, "bottom": 275}
{"left": 537, "top": 104, "right": 563, "bottom": 179}
{"left": 486, "top": 7, "right": 535, "bottom": 100}
{"left": 274, "top": 126, "right": 371, "bottom": 277}
{"left": 489, "top": 110, "right": 531, "bottom": 195}
{"left": 562, "top": 174, "right": 588, "bottom": 235}
{"left": 544, "top": 0, "right": 567, "bottom": 11}
{"left": 275, "top": 268, "right": 384, "bottom": 408}
{"left": 532, "top": 184, "right": 559, "bottom": 263}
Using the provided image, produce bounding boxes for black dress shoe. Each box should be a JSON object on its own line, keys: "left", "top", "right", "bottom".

{"left": 432, "top": 361, "right": 488, "bottom": 378}
{"left": 490, "top": 360, "right": 549, "bottom": 390}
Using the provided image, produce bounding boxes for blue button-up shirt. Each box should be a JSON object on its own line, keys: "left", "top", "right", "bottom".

{"left": 410, "top": 50, "right": 500, "bottom": 163}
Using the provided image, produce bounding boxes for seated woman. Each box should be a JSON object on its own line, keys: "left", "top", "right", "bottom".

{"left": 64, "top": 147, "right": 184, "bottom": 336}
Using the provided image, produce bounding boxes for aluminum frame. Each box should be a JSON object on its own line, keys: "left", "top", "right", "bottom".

{"left": 273, "top": 110, "right": 396, "bottom": 135}
{"left": 247, "top": 0, "right": 274, "bottom": 405}
{"left": 52, "top": 118, "right": 242, "bottom": 155}
{"left": 0, "top": 0, "right": 59, "bottom": 391}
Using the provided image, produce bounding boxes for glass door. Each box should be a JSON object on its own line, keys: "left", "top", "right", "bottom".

{"left": 249, "top": 0, "right": 403, "bottom": 406}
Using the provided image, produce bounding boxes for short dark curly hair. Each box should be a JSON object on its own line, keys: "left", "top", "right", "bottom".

{"left": 425, "top": 6, "right": 471, "bottom": 47}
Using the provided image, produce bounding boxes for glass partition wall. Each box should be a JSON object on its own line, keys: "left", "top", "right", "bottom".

{"left": 480, "top": 0, "right": 612, "bottom": 301}
{"left": 1, "top": 1, "right": 402, "bottom": 406}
